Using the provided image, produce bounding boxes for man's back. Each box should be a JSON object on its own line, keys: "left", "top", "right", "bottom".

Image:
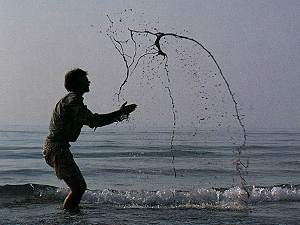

{"left": 47, "top": 92, "right": 89, "bottom": 143}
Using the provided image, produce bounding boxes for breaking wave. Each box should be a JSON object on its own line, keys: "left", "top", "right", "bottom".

{"left": 0, "top": 183, "right": 299, "bottom": 209}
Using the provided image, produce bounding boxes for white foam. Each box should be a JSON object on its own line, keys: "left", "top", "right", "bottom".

{"left": 250, "top": 186, "right": 300, "bottom": 203}
{"left": 80, "top": 185, "right": 300, "bottom": 209}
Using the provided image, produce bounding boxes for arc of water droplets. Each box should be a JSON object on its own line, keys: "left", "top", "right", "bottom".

{"left": 106, "top": 22, "right": 249, "bottom": 197}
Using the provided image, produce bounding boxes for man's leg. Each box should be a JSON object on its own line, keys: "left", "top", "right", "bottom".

{"left": 62, "top": 173, "right": 87, "bottom": 210}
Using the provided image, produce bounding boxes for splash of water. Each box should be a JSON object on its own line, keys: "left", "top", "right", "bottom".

{"left": 105, "top": 14, "right": 249, "bottom": 196}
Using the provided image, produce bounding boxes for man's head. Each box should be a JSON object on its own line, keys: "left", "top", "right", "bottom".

{"left": 64, "top": 68, "right": 90, "bottom": 93}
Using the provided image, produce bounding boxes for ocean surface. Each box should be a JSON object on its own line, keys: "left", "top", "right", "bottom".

{"left": 0, "top": 125, "right": 299, "bottom": 225}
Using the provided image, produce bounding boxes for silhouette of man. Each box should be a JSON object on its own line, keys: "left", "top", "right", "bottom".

{"left": 42, "top": 68, "right": 136, "bottom": 210}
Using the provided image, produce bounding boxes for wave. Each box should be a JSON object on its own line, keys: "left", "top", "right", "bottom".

{"left": 0, "top": 183, "right": 299, "bottom": 209}
{"left": 86, "top": 168, "right": 236, "bottom": 176}
{"left": 75, "top": 149, "right": 222, "bottom": 159}
{"left": 0, "top": 146, "right": 42, "bottom": 151}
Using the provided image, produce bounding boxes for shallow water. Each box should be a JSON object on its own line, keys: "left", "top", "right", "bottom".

{"left": 0, "top": 125, "right": 299, "bottom": 224}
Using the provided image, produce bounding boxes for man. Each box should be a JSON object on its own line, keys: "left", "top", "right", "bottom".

{"left": 43, "top": 68, "right": 136, "bottom": 210}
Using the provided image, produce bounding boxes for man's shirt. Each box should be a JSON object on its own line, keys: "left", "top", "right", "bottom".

{"left": 46, "top": 92, "right": 120, "bottom": 143}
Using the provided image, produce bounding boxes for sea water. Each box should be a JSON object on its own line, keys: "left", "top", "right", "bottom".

{"left": 0, "top": 125, "right": 299, "bottom": 224}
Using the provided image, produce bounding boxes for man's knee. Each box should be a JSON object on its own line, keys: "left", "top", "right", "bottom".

{"left": 74, "top": 177, "right": 86, "bottom": 195}
{"left": 79, "top": 180, "right": 87, "bottom": 194}
{"left": 64, "top": 174, "right": 87, "bottom": 194}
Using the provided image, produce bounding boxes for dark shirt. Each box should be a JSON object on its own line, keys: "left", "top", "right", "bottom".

{"left": 46, "top": 92, "right": 120, "bottom": 143}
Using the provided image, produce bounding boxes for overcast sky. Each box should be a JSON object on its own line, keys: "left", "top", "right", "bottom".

{"left": 0, "top": 0, "right": 299, "bottom": 130}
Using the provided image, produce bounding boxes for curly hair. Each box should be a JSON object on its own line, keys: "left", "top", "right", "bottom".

{"left": 64, "top": 68, "right": 88, "bottom": 92}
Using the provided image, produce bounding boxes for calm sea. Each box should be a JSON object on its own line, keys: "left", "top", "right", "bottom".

{"left": 0, "top": 125, "right": 299, "bottom": 224}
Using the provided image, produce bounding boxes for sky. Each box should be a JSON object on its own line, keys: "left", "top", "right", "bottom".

{"left": 0, "top": 0, "right": 299, "bottom": 130}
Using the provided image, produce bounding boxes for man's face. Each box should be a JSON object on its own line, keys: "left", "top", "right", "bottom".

{"left": 80, "top": 75, "right": 90, "bottom": 93}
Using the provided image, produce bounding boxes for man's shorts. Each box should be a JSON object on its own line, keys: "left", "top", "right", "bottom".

{"left": 42, "top": 141, "right": 82, "bottom": 180}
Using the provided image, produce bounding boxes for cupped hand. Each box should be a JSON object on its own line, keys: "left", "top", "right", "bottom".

{"left": 120, "top": 101, "right": 137, "bottom": 115}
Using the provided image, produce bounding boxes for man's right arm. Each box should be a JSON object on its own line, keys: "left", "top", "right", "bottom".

{"left": 83, "top": 103, "right": 137, "bottom": 128}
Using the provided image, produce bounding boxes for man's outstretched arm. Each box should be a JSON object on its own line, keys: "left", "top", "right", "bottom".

{"left": 86, "top": 102, "right": 137, "bottom": 128}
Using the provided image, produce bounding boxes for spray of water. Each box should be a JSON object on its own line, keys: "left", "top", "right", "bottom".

{"left": 104, "top": 13, "right": 249, "bottom": 197}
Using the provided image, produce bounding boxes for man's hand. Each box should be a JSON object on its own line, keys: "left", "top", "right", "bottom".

{"left": 118, "top": 102, "right": 137, "bottom": 121}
